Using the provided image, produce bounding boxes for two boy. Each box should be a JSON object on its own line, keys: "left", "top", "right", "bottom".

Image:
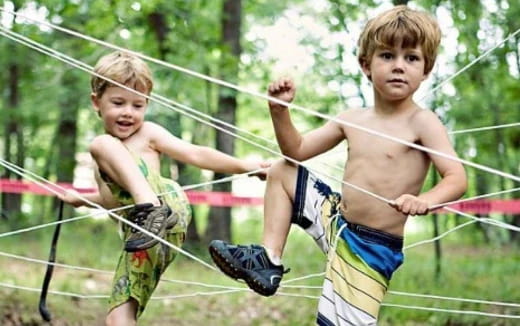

{"left": 60, "top": 4, "right": 466, "bottom": 326}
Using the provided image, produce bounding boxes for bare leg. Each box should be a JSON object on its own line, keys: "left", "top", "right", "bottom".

{"left": 262, "top": 159, "right": 298, "bottom": 259}
{"left": 90, "top": 135, "right": 160, "bottom": 206}
{"left": 105, "top": 299, "right": 138, "bottom": 326}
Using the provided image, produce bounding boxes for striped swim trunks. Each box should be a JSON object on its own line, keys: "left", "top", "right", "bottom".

{"left": 292, "top": 166, "right": 404, "bottom": 325}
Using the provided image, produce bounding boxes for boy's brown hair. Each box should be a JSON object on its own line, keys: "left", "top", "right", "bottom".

{"left": 91, "top": 51, "right": 153, "bottom": 98}
{"left": 357, "top": 5, "right": 441, "bottom": 75}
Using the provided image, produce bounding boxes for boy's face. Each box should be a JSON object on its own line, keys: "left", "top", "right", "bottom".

{"left": 91, "top": 85, "right": 148, "bottom": 140}
{"left": 362, "top": 45, "right": 427, "bottom": 101}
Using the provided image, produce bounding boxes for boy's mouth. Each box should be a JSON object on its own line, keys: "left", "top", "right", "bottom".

{"left": 387, "top": 78, "right": 407, "bottom": 84}
{"left": 117, "top": 121, "right": 133, "bottom": 127}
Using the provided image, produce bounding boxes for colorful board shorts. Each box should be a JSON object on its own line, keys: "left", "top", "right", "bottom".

{"left": 101, "top": 156, "right": 191, "bottom": 317}
{"left": 292, "top": 166, "right": 404, "bottom": 326}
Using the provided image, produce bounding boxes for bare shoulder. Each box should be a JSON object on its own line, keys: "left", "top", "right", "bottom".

{"left": 410, "top": 108, "right": 445, "bottom": 131}
{"left": 341, "top": 107, "right": 366, "bottom": 117}
{"left": 140, "top": 121, "right": 171, "bottom": 139}
{"left": 411, "top": 108, "right": 442, "bottom": 123}
{"left": 141, "top": 121, "right": 164, "bottom": 132}
{"left": 409, "top": 109, "right": 451, "bottom": 145}
{"left": 336, "top": 107, "right": 367, "bottom": 123}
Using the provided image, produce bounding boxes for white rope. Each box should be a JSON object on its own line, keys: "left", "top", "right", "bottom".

{"left": 8, "top": 247, "right": 517, "bottom": 311}
{"left": 0, "top": 282, "right": 108, "bottom": 299}
{"left": 443, "top": 207, "right": 520, "bottom": 232}
{"left": 0, "top": 281, "right": 246, "bottom": 300}
{"left": 404, "top": 220, "right": 478, "bottom": 250}
{"left": 1, "top": 7, "right": 519, "bottom": 320}
{"left": 0, "top": 158, "right": 219, "bottom": 272}
{"left": 4, "top": 19, "right": 516, "bottom": 276}
{"left": 0, "top": 26, "right": 391, "bottom": 206}
{"left": 420, "top": 28, "right": 520, "bottom": 102}
{"left": 382, "top": 302, "right": 520, "bottom": 319}
{"left": 0, "top": 250, "right": 246, "bottom": 291}
{"left": 2, "top": 21, "right": 518, "bottom": 224}
{"left": 449, "top": 122, "right": 520, "bottom": 135}
{"left": 2, "top": 281, "right": 518, "bottom": 319}
{"left": 1, "top": 8, "right": 519, "bottom": 184}
{"left": 3, "top": 250, "right": 518, "bottom": 311}
{"left": 431, "top": 187, "right": 520, "bottom": 210}
{"left": 0, "top": 167, "right": 261, "bottom": 239}
{"left": 387, "top": 290, "right": 520, "bottom": 308}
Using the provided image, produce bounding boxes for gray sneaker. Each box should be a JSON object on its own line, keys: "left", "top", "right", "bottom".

{"left": 209, "top": 240, "right": 290, "bottom": 296}
{"left": 124, "top": 201, "right": 178, "bottom": 252}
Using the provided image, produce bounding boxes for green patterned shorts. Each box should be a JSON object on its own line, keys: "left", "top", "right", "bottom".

{"left": 108, "top": 230, "right": 185, "bottom": 317}
{"left": 102, "top": 154, "right": 192, "bottom": 317}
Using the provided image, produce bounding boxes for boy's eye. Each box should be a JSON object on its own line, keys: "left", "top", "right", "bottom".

{"left": 112, "top": 101, "right": 123, "bottom": 106}
{"left": 407, "top": 55, "right": 420, "bottom": 62}
{"left": 380, "top": 52, "right": 393, "bottom": 59}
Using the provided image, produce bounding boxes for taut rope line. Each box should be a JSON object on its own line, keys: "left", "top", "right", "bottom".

{"left": 1, "top": 7, "right": 519, "bottom": 320}
{"left": 1, "top": 8, "right": 519, "bottom": 183}
{"left": 2, "top": 23, "right": 520, "bottom": 264}
{"left": 0, "top": 26, "right": 393, "bottom": 205}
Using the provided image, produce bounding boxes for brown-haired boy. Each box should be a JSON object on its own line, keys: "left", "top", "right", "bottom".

{"left": 209, "top": 5, "right": 467, "bottom": 325}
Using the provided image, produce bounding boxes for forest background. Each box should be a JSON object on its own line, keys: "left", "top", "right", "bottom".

{"left": 0, "top": 0, "right": 519, "bottom": 325}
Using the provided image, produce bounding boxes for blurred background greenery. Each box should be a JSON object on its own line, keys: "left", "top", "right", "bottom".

{"left": 0, "top": 0, "right": 519, "bottom": 325}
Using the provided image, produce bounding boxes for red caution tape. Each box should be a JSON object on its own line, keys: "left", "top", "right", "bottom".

{"left": 1, "top": 179, "right": 519, "bottom": 212}
{"left": 0, "top": 179, "right": 262, "bottom": 207}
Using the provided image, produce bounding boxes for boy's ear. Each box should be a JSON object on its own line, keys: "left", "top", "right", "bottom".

{"left": 360, "top": 60, "right": 371, "bottom": 80}
{"left": 90, "top": 92, "right": 101, "bottom": 116}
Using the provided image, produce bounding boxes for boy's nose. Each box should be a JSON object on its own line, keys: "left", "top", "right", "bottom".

{"left": 121, "top": 105, "right": 133, "bottom": 116}
{"left": 392, "top": 57, "right": 405, "bottom": 73}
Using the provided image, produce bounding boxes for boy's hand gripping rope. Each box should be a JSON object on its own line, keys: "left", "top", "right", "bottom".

{"left": 38, "top": 200, "right": 64, "bottom": 322}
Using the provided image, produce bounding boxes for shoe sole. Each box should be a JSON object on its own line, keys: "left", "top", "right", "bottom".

{"left": 208, "top": 241, "right": 276, "bottom": 296}
{"left": 124, "top": 212, "right": 180, "bottom": 252}
{"left": 124, "top": 227, "right": 168, "bottom": 252}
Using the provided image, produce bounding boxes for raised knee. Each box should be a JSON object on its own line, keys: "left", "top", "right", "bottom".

{"left": 268, "top": 159, "right": 297, "bottom": 180}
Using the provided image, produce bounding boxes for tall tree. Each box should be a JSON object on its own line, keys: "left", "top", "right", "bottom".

{"left": 205, "top": 0, "right": 242, "bottom": 242}
{"left": 1, "top": 1, "right": 24, "bottom": 221}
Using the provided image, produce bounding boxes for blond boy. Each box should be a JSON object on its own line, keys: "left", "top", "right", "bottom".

{"left": 209, "top": 6, "right": 467, "bottom": 325}
{"left": 60, "top": 51, "right": 267, "bottom": 325}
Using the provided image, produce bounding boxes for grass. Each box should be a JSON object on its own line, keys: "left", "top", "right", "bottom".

{"left": 0, "top": 214, "right": 519, "bottom": 325}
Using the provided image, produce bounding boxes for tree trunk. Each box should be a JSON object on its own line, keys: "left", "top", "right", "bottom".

{"left": 205, "top": 0, "right": 242, "bottom": 242}
{"left": 430, "top": 171, "right": 442, "bottom": 279}
{"left": 52, "top": 72, "right": 81, "bottom": 218}
{"left": 475, "top": 175, "right": 491, "bottom": 242}
{"left": 2, "top": 56, "right": 23, "bottom": 221}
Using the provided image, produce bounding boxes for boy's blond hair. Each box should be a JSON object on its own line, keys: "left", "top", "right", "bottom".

{"left": 357, "top": 5, "right": 441, "bottom": 75}
{"left": 91, "top": 51, "right": 153, "bottom": 98}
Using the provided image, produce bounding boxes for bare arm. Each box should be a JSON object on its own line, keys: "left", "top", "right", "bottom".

{"left": 58, "top": 189, "right": 104, "bottom": 208}
{"left": 268, "top": 78, "right": 344, "bottom": 161}
{"left": 417, "top": 111, "right": 467, "bottom": 205}
{"left": 58, "top": 170, "right": 119, "bottom": 208}
{"left": 150, "top": 123, "right": 269, "bottom": 177}
{"left": 393, "top": 111, "right": 467, "bottom": 215}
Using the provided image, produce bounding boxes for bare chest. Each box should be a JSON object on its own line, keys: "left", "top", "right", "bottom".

{"left": 121, "top": 137, "right": 161, "bottom": 171}
{"left": 346, "top": 126, "right": 418, "bottom": 162}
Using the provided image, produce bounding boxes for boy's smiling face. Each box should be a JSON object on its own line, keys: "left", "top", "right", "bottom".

{"left": 92, "top": 85, "right": 148, "bottom": 140}
{"left": 363, "top": 44, "right": 427, "bottom": 102}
